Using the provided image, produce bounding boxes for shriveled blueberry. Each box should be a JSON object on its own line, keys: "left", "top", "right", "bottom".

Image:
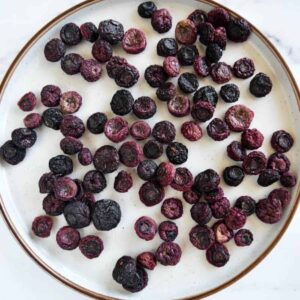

{"left": 268, "top": 153, "right": 290, "bottom": 173}
{"left": 92, "top": 39, "right": 113, "bottom": 63}
{"left": 210, "top": 197, "right": 230, "bottom": 219}
{"left": 41, "top": 85, "right": 61, "bottom": 107}
{"left": 104, "top": 116, "right": 129, "bottom": 143}
{"left": 268, "top": 188, "right": 291, "bottom": 209}
{"left": 49, "top": 155, "right": 73, "bottom": 176}
{"left": 92, "top": 199, "right": 121, "bottom": 231}
{"left": 53, "top": 177, "right": 78, "bottom": 201}
{"left": 161, "top": 198, "right": 183, "bottom": 220}
{"left": 60, "top": 136, "right": 82, "bottom": 155}
{"left": 181, "top": 121, "right": 203, "bottom": 141}
{"left": 60, "top": 115, "right": 85, "bottom": 138}
{"left": 78, "top": 148, "right": 93, "bottom": 166}
{"left": 80, "top": 59, "right": 102, "bottom": 82}
{"left": 234, "top": 229, "right": 253, "bottom": 247}
{"left": 206, "top": 43, "right": 222, "bottom": 63}
{"left": 177, "top": 45, "right": 199, "bottom": 66}
{"left": 32, "top": 215, "right": 53, "bottom": 238}
{"left": 106, "top": 56, "right": 128, "bottom": 79}
{"left": 138, "top": 1, "right": 157, "bottom": 18}
{"left": 206, "top": 243, "right": 230, "bottom": 267}
{"left": 114, "top": 170, "right": 133, "bottom": 193}
{"left": 98, "top": 19, "right": 124, "bottom": 44}
{"left": 152, "top": 120, "right": 176, "bottom": 144}
{"left": 11, "top": 128, "right": 37, "bottom": 149}
{"left": 64, "top": 201, "right": 91, "bottom": 228}
{"left": 79, "top": 235, "right": 104, "bottom": 259}
{"left": 156, "top": 162, "right": 176, "bottom": 186}
{"left": 171, "top": 167, "right": 193, "bottom": 192}
{"left": 163, "top": 56, "right": 180, "bottom": 78}
{"left": 193, "top": 56, "right": 209, "bottom": 77}
{"left": 256, "top": 198, "right": 282, "bottom": 224}
{"left": 227, "top": 18, "right": 251, "bottom": 42}
{"left": 189, "top": 225, "right": 215, "bottom": 250}
{"left": 194, "top": 169, "right": 220, "bottom": 193}
{"left": 280, "top": 172, "right": 297, "bottom": 188}
{"left": 207, "top": 118, "right": 230, "bottom": 141}
{"left": 227, "top": 141, "right": 246, "bottom": 161}
{"left": 151, "top": 8, "right": 172, "bottom": 33}
{"left": 112, "top": 256, "right": 136, "bottom": 284}
{"left": 204, "top": 187, "right": 224, "bottom": 203}
{"left": 56, "top": 226, "right": 80, "bottom": 250}
{"left": 225, "top": 104, "right": 254, "bottom": 132}
{"left": 257, "top": 169, "right": 280, "bottom": 186}
{"left": 207, "top": 7, "right": 230, "bottom": 27}
{"left": 193, "top": 86, "right": 218, "bottom": 106}
{"left": 157, "top": 38, "right": 178, "bottom": 57}
{"left": 122, "top": 265, "right": 148, "bottom": 293}
{"left": 60, "top": 23, "right": 82, "bottom": 45}
{"left": 83, "top": 170, "right": 106, "bottom": 193}
{"left": 114, "top": 64, "right": 139, "bottom": 88}
{"left": 87, "top": 112, "right": 107, "bottom": 134}
{"left": 168, "top": 95, "right": 190, "bottom": 117}
{"left": 242, "top": 128, "right": 264, "bottom": 150}
{"left": 242, "top": 151, "right": 267, "bottom": 175}
{"left": 122, "top": 28, "right": 147, "bottom": 54}
{"left": 44, "top": 38, "right": 66, "bottom": 62}
{"left": 110, "top": 89, "right": 134, "bottom": 116}
{"left": 178, "top": 72, "right": 199, "bottom": 93}
{"left": 191, "top": 101, "right": 215, "bottom": 122}
{"left": 158, "top": 221, "right": 178, "bottom": 242}
{"left": 137, "top": 160, "right": 158, "bottom": 181}
{"left": 139, "top": 181, "right": 165, "bottom": 206}
{"left": 225, "top": 207, "right": 246, "bottom": 230}
{"left": 134, "top": 216, "right": 157, "bottom": 241}
{"left": 130, "top": 121, "right": 151, "bottom": 141}
{"left": 80, "top": 22, "right": 98, "bottom": 42}
{"left": 220, "top": 83, "right": 240, "bottom": 103}
{"left": 156, "top": 242, "right": 182, "bottom": 266}
{"left": 119, "top": 141, "right": 143, "bottom": 168}
{"left": 183, "top": 189, "right": 201, "bottom": 205}
{"left": 24, "top": 113, "right": 42, "bottom": 129}
{"left": 198, "top": 22, "right": 215, "bottom": 45}
{"left": 210, "top": 62, "right": 232, "bottom": 84}
{"left": 17, "top": 92, "right": 36, "bottom": 112}
{"left": 137, "top": 252, "right": 157, "bottom": 270}
{"left": 175, "top": 19, "right": 197, "bottom": 45}
{"left": 213, "top": 26, "right": 227, "bottom": 49}
{"left": 234, "top": 196, "right": 256, "bottom": 216}
{"left": 156, "top": 82, "right": 176, "bottom": 101}
{"left": 38, "top": 172, "right": 57, "bottom": 194}
{"left": 42, "top": 194, "right": 65, "bottom": 216}
{"left": 188, "top": 9, "right": 207, "bottom": 30}
{"left": 144, "top": 65, "right": 168, "bottom": 88}
{"left": 61, "top": 53, "right": 83, "bottom": 75}
{"left": 60, "top": 91, "right": 82, "bottom": 114}
{"left": 191, "top": 201, "right": 212, "bottom": 225}
{"left": 143, "top": 139, "right": 163, "bottom": 159}
{"left": 212, "top": 221, "right": 233, "bottom": 244}
{"left": 223, "top": 166, "right": 245, "bottom": 186}
{"left": 42, "top": 108, "right": 63, "bottom": 130}
{"left": 250, "top": 72, "right": 272, "bottom": 97}
{"left": 166, "top": 142, "right": 188, "bottom": 165}
{"left": 133, "top": 96, "right": 157, "bottom": 119}
{"left": 233, "top": 57, "right": 255, "bottom": 79}
{"left": 271, "top": 130, "right": 294, "bottom": 153}
{"left": 72, "top": 179, "right": 85, "bottom": 201}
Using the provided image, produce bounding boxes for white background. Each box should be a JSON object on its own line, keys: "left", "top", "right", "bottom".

{"left": 0, "top": 0, "right": 300, "bottom": 299}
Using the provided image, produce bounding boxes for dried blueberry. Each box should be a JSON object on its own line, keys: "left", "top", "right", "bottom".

{"left": 60, "top": 23, "right": 81, "bottom": 45}
{"left": 134, "top": 216, "right": 157, "bottom": 241}
{"left": 61, "top": 53, "right": 83, "bottom": 75}
{"left": 257, "top": 169, "right": 280, "bottom": 186}
{"left": 143, "top": 139, "right": 163, "bottom": 159}
{"left": 156, "top": 162, "right": 176, "bottom": 186}
{"left": 233, "top": 57, "right": 255, "bottom": 79}
{"left": 122, "top": 265, "right": 148, "bottom": 293}
{"left": 32, "top": 215, "right": 53, "bottom": 238}
{"left": 206, "top": 43, "right": 222, "bottom": 63}
{"left": 256, "top": 198, "right": 282, "bottom": 224}
{"left": 130, "top": 121, "right": 151, "bottom": 141}
{"left": 268, "top": 153, "right": 290, "bottom": 173}
{"left": 42, "top": 194, "right": 65, "bottom": 216}
{"left": 110, "top": 89, "right": 134, "bottom": 116}
{"left": 210, "top": 62, "right": 232, "bottom": 84}
{"left": 53, "top": 177, "right": 78, "bottom": 201}
{"left": 11, "top": 128, "right": 37, "bottom": 149}
{"left": 106, "top": 56, "right": 128, "bottom": 79}
{"left": 104, "top": 116, "right": 129, "bottom": 143}
{"left": 227, "top": 18, "right": 251, "bottom": 42}
{"left": 156, "top": 82, "right": 176, "bottom": 101}
{"left": 234, "top": 196, "right": 256, "bottom": 216}
{"left": 78, "top": 148, "right": 93, "bottom": 166}
{"left": 80, "top": 59, "right": 102, "bottom": 82}
{"left": 112, "top": 256, "right": 136, "bottom": 284}
{"left": 220, "top": 83, "right": 240, "bottom": 103}
{"left": 157, "top": 38, "right": 178, "bottom": 57}
{"left": 163, "top": 56, "right": 181, "bottom": 77}
{"left": 207, "top": 7, "right": 230, "bottom": 28}
{"left": 225, "top": 207, "right": 246, "bottom": 230}
{"left": 137, "top": 160, "right": 158, "bottom": 181}
{"left": 56, "top": 226, "right": 80, "bottom": 250}
{"left": 207, "top": 118, "right": 230, "bottom": 141}
{"left": 114, "top": 170, "right": 133, "bottom": 193}
{"left": 280, "top": 172, "right": 297, "bottom": 188}
{"left": 168, "top": 95, "right": 190, "bottom": 117}
{"left": 206, "top": 243, "right": 230, "bottom": 267}
{"left": 194, "top": 169, "right": 220, "bottom": 193}
{"left": 114, "top": 64, "right": 139, "bottom": 88}
{"left": 41, "top": 85, "right": 61, "bottom": 107}
{"left": 188, "top": 9, "right": 207, "bottom": 30}
{"left": 92, "top": 199, "right": 121, "bottom": 231}
{"left": 175, "top": 19, "right": 197, "bottom": 45}
{"left": 193, "top": 86, "right": 218, "bottom": 106}
{"left": 212, "top": 221, "right": 233, "bottom": 244}
{"left": 250, "top": 72, "right": 272, "bottom": 97}
{"left": 193, "top": 56, "right": 209, "bottom": 78}
{"left": 198, "top": 22, "right": 215, "bottom": 45}
{"left": 189, "top": 225, "right": 215, "bottom": 250}
{"left": 225, "top": 104, "right": 254, "bottom": 132}
{"left": 60, "top": 115, "right": 85, "bottom": 138}
{"left": 119, "top": 141, "right": 143, "bottom": 168}
{"left": 191, "top": 101, "right": 215, "bottom": 122}
{"left": 183, "top": 189, "right": 201, "bottom": 205}
{"left": 152, "top": 120, "right": 176, "bottom": 144}
{"left": 17, "top": 92, "right": 36, "bottom": 112}
{"left": 234, "top": 229, "right": 253, "bottom": 247}
{"left": 38, "top": 172, "right": 57, "bottom": 194}
{"left": 204, "top": 187, "right": 224, "bottom": 203}
{"left": 144, "top": 65, "right": 168, "bottom": 88}
{"left": 72, "top": 179, "right": 85, "bottom": 201}
{"left": 268, "top": 188, "right": 291, "bottom": 209}
{"left": 242, "top": 151, "right": 267, "bottom": 175}
{"left": 210, "top": 197, "right": 230, "bottom": 218}
{"left": 151, "top": 8, "right": 172, "bottom": 33}
{"left": 139, "top": 181, "right": 165, "bottom": 206}
{"left": 171, "top": 167, "right": 193, "bottom": 192}
{"left": 138, "top": 1, "right": 157, "bottom": 18}
{"left": 223, "top": 166, "right": 245, "bottom": 186}
{"left": 79, "top": 235, "right": 103, "bottom": 259}
{"left": 80, "top": 22, "right": 98, "bottom": 42}
{"left": 60, "top": 137, "right": 83, "bottom": 155}
{"left": 137, "top": 252, "right": 157, "bottom": 270}
{"left": 213, "top": 26, "right": 227, "bottom": 49}
{"left": 44, "top": 38, "right": 66, "bottom": 62}
{"left": 177, "top": 45, "right": 199, "bottom": 66}
{"left": 87, "top": 112, "right": 107, "bottom": 134}
{"left": 156, "top": 242, "right": 182, "bottom": 266}
{"left": 122, "top": 28, "right": 147, "bottom": 54}
{"left": 166, "top": 142, "right": 188, "bottom": 165}
{"left": 49, "top": 155, "right": 73, "bottom": 176}
{"left": 83, "top": 170, "right": 106, "bottom": 193}
{"left": 98, "top": 19, "right": 124, "bottom": 44}
{"left": 191, "top": 201, "right": 212, "bottom": 225}
{"left": 64, "top": 201, "right": 91, "bottom": 229}
{"left": 60, "top": 91, "right": 82, "bottom": 114}
{"left": 227, "top": 141, "right": 246, "bottom": 161}
{"left": 181, "top": 121, "right": 203, "bottom": 141}
{"left": 92, "top": 39, "right": 113, "bottom": 63}
{"left": 133, "top": 96, "right": 157, "bottom": 119}
{"left": 158, "top": 221, "right": 178, "bottom": 242}
{"left": 161, "top": 198, "right": 183, "bottom": 220}
{"left": 271, "top": 130, "right": 294, "bottom": 153}
{"left": 178, "top": 72, "right": 199, "bottom": 93}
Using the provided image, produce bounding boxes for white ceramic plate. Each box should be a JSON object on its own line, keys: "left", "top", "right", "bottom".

{"left": 0, "top": 0, "right": 299, "bottom": 299}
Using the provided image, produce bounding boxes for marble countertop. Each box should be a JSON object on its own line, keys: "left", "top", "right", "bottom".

{"left": 0, "top": 0, "right": 299, "bottom": 299}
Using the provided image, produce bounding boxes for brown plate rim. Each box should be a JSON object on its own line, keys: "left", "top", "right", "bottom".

{"left": 0, "top": 0, "right": 299, "bottom": 299}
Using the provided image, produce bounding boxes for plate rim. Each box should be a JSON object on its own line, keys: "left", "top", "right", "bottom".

{"left": 0, "top": 0, "right": 299, "bottom": 299}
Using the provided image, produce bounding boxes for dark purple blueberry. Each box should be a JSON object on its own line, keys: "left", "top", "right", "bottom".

{"left": 151, "top": 8, "right": 172, "bottom": 33}
{"left": 183, "top": 189, "right": 201, "bottom": 205}
{"left": 152, "top": 120, "right": 176, "bottom": 144}
{"left": 122, "top": 265, "right": 148, "bottom": 293}
{"left": 72, "top": 179, "right": 85, "bottom": 202}
{"left": 24, "top": 113, "right": 42, "bottom": 129}
{"left": 60, "top": 91, "right": 82, "bottom": 114}
{"left": 61, "top": 53, "right": 83, "bottom": 75}
{"left": 223, "top": 166, "right": 245, "bottom": 186}
{"left": 44, "top": 38, "right": 66, "bottom": 62}
{"left": 268, "top": 153, "right": 290, "bottom": 174}
{"left": 138, "top": 1, "right": 157, "bottom": 18}
{"left": 194, "top": 169, "right": 220, "bottom": 193}
{"left": 158, "top": 221, "right": 178, "bottom": 242}
{"left": 212, "top": 221, "right": 233, "bottom": 244}
{"left": 60, "top": 115, "right": 85, "bottom": 138}
{"left": 87, "top": 112, "right": 107, "bottom": 134}
{"left": 78, "top": 148, "right": 93, "bottom": 166}
{"left": 213, "top": 27, "right": 227, "bottom": 49}
{"left": 193, "top": 56, "right": 209, "bottom": 78}
{"left": 110, "top": 89, "right": 134, "bottom": 116}
{"left": 122, "top": 28, "right": 147, "bottom": 54}
{"left": 133, "top": 96, "right": 157, "bottom": 119}
{"left": 193, "top": 86, "right": 218, "bottom": 106}
{"left": 242, "top": 151, "right": 267, "bottom": 175}
{"left": 64, "top": 201, "right": 91, "bottom": 229}
{"left": 112, "top": 256, "right": 137, "bottom": 284}
{"left": 93, "top": 145, "right": 120, "bottom": 174}
{"left": 225, "top": 207, "right": 246, "bottom": 230}
{"left": 79, "top": 235, "right": 104, "bottom": 259}
{"left": 175, "top": 19, "right": 197, "bottom": 45}
{"left": 234, "top": 229, "right": 253, "bottom": 247}
{"left": 38, "top": 172, "right": 57, "bottom": 194}
{"left": 220, "top": 83, "right": 240, "bottom": 103}
{"left": 163, "top": 56, "right": 180, "bottom": 78}
{"left": 143, "top": 139, "right": 163, "bottom": 159}
{"left": 181, "top": 121, "right": 203, "bottom": 141}
{"left": 114, "top": 170, "right": 133, "bottom": 193}
{"left": 137, "top": 252, "right": 157, "bottom": 270}
{"left": 106, "top": 56, "right": 128, "bottom": 79}
{"left": 119, "top": 141, "right": 143, "bottom": 168}
{"left": 80, "top": 59, "right": 102, "bottom": 82}
{"left": 42, "top": 194, "right": 65, "bottom": 216}
{"left": 178, "top": 72, "right": 199, "bottom": 93}
{"left": 210, "top": 62, "right": 232, "bottom": 84}
{"left": 53, "top": 177, "right": 78, "bottom": 201}
{"left": 80, "top": 22, "right": 98, "bottom": 42}
{"left": 250, "top": 72, "right": 272, "bottom": 97}
{"left": 234, "top": 196, "right": 256, "bottom": 216}
{"left": 210, "top": 197, "right": 230, "bottom": 219}
{"left": 144, "top": 65, "right": 168, "bottom": 88}
{"left": 280, "top": 172, "right": 297, "bottom": 188}
{"left": 191, "top": 201, "right": 212, "bottom": 225}
{"left": 207, "top": 118, "right": 230, "bottom": 141}
{"left": 92, "top": 199, "right": 121, "bottom": 231}
{"left": 166, "top": 142, "right": 188, "bottom": 165}
{"left": 204, "top": 187, "right": 224, "bottom": 203}
{"left": 137, "top": 160, "right": 158, "bottom": 181}
{"left": 81, "top": 192, "right": 96, "bottom": 207}
{"left": 17, "top": 92, "right": 36, "bottom": 112}
{"left": 187, "top": 9, "right": 207, "bottom": 30}
{"left": 191, "top": 101, "right": 215, "bottom": 122}
{"left": 225, "top": 104, "right": 254, "bottom": 132}
{"left": 198, "top": 22, "right": 215, "bottom": 45}
{"left": 156, "top": 242, "right": 182, "bottom": 266}
{"left": 139, "top": 181, "right": 165, "bottom": 207}
{"left": 189, "top": 225, "right": 215, "bottom": 250}
{"left": 171, "top": 167, "right": 193, "bottom": 192}
{"left": 206, "top": 43, "right": 223, "bottom": 63}
{"left": 206, "top": 243, "right": 230, "bottom": 267}
{"left": 227, "top": 141, "right": 246, "bottom": 161}
{"left": 233, "top": 57, "right": 255, "bottom": 79}
{"left": 177, "top": 45, "right": 199, "bottom": 66}
{"left": 168, "top": 95, "right": 190, "bottom": 117}
{"left": 56, "top": 226, "right": 80, "bottom": 250}
{"left": 60, "top": 136, "right": 82, "bottom": 155}
{"left": 227, "top": 18, "right": 251, "bottom": 42}
{"left": 98, "top": 19, "right": 124, "bottom": 44}
{"left": 114, "top": 64, "right": 140, "bottom": 88}
{"left": 242, "top": 128, "right": 264, "bottom": 150}
{"left": 104, "top": 117, "right": 129, "bottom": 143}
{"left": 60, "top": 23, "right": 82, "bottom": 45}
{"left": 271, "top": 130, "right": 294, "bottom": 153}
{"left": 41, "top": 85, "right": 61, "bottom": 107}
{"left": 134, "top": 216, "right": 157, "bottom": 241}
{"left": 32, "top": 215, "right": 53, "bottom": 238}
{"left": 161, "top": 198, "right": 183, "bottom": 220}
{"left": 156, "top": 82, "right": 176, "bottom": 101}
{"left": 156, "top": 162, "right": 176, "bottom": 186}
{"left": 157, "top": 38, "right": 178, "bottom": 57}
{"left": 268, "top": 188, "right": 291, "bottom": 209}
{"left": 92, "top": 39, "right": 113, "bottom": 63}
{"left": 49, "top": 155, "right": 73, "bottom": 176}
{"left": 257, "top": 169, "right": 280, "bottom": 187}
{"left": 208, "top": 7, "right": 229, "bottom": 27}
{"left": 256, "top": 198, "right": 282, "bottom": 224}
{"left": 130, "top": 121, "right": 151, "bottom": 141}
{"left": 11, "top": 128, "right": 36, "bottom": 149}
{"left": 83, "top": 170, "right": 106, "bottom": 193}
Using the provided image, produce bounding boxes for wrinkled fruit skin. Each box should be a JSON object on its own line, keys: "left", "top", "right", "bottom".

{"left": 268, "top": 152, "right": 290, "bottom": 173}
{"left": 256, "top": 198, "right": 282, "bottom": 224}
{"left": 56, "top": 226, "right": 80, "bottom": 250}
{"left": 158, "top": 221, "right": 178, "bottom": 242}
{"left": 78, "top": 148, "right": 93, "bottom": 166}
{"left": 220, "top": 83, "right": 240, "bottom": 103}
{"left": 143, "top": 139, "right": 163, "bottom": 159}
{"left": 207, "top": 118, "right": 230, "bottom": 141}
{"left": 188, "top": 9, "right": 207, "bottom": 30}
{"left": 225, "top": 208, "right": 247, "bottom": 230}
{"left": 53, "top": 177, "right": 78, "bottom": 201}
{"left": 156, "top": 82, "right": 177, "bottom": 101}
{"left": 166, "top": 142, "right": 188, "bottom": 165}
{"left": 122, "top": 265, "right": 148, "bottom": 293}
{"left": 156, "top": 162, "right": 176, "bottom": 186}
{"left": 130, "top": 121, "right": 151, "bottom": 141}
{"left": 177, "top": 45, "right": 199, "bottom": 66}
{"left": 18, "top": 92, "right": 37, "bottom": 112}
{"left": 225, "top": 104, "right": 254, "bottom": 132}
{"left": 138, "top": 1, "right": 157, "bottom": 18}
{"left": 193, "top": 85, "right": 218, "bottom": 107}
{"left": 137, "top": 252, "right": 157, "bottom": 270}
{"left": 204, "top": 187, "right": 224, "bottom": 203}
{"left": 227, "top": 141, "right": 246, "bottom": 161}
{"left": 268, "top": 188, "right": 291, "bottom": 209}
{"left": 42, "top": 108, "right": 63, "bottom": 130}
{"left": 223, "top": 166, "right": 245, "bottom": 186}
{"left": 41, "top": 84, "right": 62, "bottom": 107}
{"left": 134, "top": 216, "right": 157, "bottom": 241}
{"left": 11, "top": 128, "right": 37, "bottom": 149}
{"left": 152, "top": 120, "right": 176, "bottom": 144}
{"left": 175, "top": 19, "right": 197, "bottom": 45}
{"left": 242, "top": 151, "right": 267, "bottom": 175}
{"left": 133, "top": 96, "right": 157, "bottom": 119}
{"left": 190, "top": 201, "right": 212, "bottom": 225}
{"left": 181, "top": 121, "right": 203, "bottom": 141}
{"left": 233, "top": 57, "right": 255, "bottom": 79}
{"left": 60, "top": 23, "right": 82, "bottom": 45}
{"left": 157, "top": 38, "right": 178, "bottom": 57}
{"left": 137, "top": 160, "right": 158, "bottom": 181}
{"left": 207, "top": 7, "right": 230, "bottom": 28}
{"left": 226, "top": 18, "right": 251, "bottom": 42}
{"left": 60, "top": 115, "right": 85, "bottom": 138}
{"left": 234, "top": 196, "right": 256, "bottom": 216}
{"left": 156, "top": 242, "right": 182, "bottom": 266}
{"left": 122, "top": 28, "right": 147, "bottom": 54}
{"left": 250, "top": 72, "right": 272, "bottom": 97}
{"left": 80, "top": 59, "right": 102, "bottom": 82}
{"left": 49, "top": 155, "right": 73, "bottom": 176}
{"left": 64, "top": 201, "right": 91, "bottom": 229}
{"left": 32, "top": 215, "right": 53, "bottom": 238}
{"left": 257, "top": 169, "right": 280, "bottom": 187}
{"left": 98, "top": 19, "right": 124, "bottom": 44}
{"left": 171, "top": 167, "right": 194, "bottom": 192}
{"left": 212, "top": 221, "right": 233, "bottom": 244}
{"left": 161, "top": 198, "right": 183, "bottom": 220}
{"left": 0, "top": 140, "right": 26, "bottom": 165}
{"left": 206, "top": 243, "right": 230, "bottom": 267}
{"left": 271, "top": 130, "right": 294, "bottom": 153}
{"left": 114, "top": 170, "right": 133, "bottom": 193}
{"left": 80, "top": 22, "right": 98, "bottom": 42}
{"left": 163, "top": 56, "right": 180, "bottom": 77}
{"left": 104, "top": 117, "right": 129, "bottom": 143}
{"left": 61, "top": 53, "right": 83, "bottom": 75}
{"left": 280, "top": 172, "right": 297, "bottom": 188}
{"left": 151, "top": 9, "right": 172, "bottom": 33}
{"left": 139, "top": 181, "right": 165, "bottom": 206}
{"left": 42, "top": 194, "right": 65, "bottom": 216}
{"left": 92, "top": 39, "right": 113, "bottom": 63}
{"left": 189, "top": 225, "right": 215, "bottom": 250}
{"left": 193, "top": 56, "right": 209, "bottom": 78}
{"left": 178, "top": 72, "right": 199, "bottom": 93}
{"left": 60, "top": 91, "right": 82, "bottom": 114}
{"left": 83, "top": 170, "right": 107, "bottom": 193}
{"left": 93, "top": 145, "right": 120, "bottom": 173}
{"left": 210, "top": 62, "right": 232, "bottom": 84}
{"left": 79, "top": 235, "right": 104, "bottom": 259}
{"left": 110, "top": 89, "right": 134, "bottom": 116}
{"left": 194, "top": 169, "right": 220, "bottom": 193}
{"left": 113, "top": 256, "right": 137, "bottom": 284}
{"left": 210, "top": 197, "right": 230, "bottom": 219}
{"left": 44, "top": 38, "right": 66, "bottom": 62}
{"left": 234, "top": 229, "right": 253, "bottom": 246}
{"left": 144, "top": 65, "right": 168, "bottom": 88}
{"left": 168, "top": 95, "right": 190, "bottom": 117}
{"left": 118, "top": 141, "right": 143, "bottom": 167}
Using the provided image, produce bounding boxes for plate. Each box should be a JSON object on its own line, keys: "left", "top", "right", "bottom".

{"left": 0, "top": 0, "right": 299, "bottom": 299}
